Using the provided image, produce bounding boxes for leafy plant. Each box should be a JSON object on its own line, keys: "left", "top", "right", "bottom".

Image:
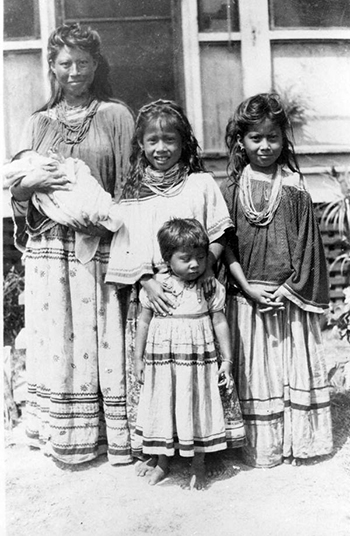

{"left": 321, "top": 169, "right": 350, "bottom": 342}
{"left": 3, "top": 266, "right": 25, "bottom": 346}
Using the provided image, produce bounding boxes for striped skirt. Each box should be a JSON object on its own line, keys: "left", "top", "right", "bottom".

{"left": 24, "top": 225, "right": 132, "bottom": 465}
{"left": 134, "top": 313, "right": 245, "bottom": 458}
{"left": 226, "top": 294, "right": 333, "bottom": 468}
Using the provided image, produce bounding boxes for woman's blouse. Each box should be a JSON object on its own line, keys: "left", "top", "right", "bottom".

{"left": 20, "top": 100, "right": 134, "bottom": 200}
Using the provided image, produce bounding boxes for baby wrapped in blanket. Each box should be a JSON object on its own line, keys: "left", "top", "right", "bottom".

{"left": 3, "top": 150, "right": 124, "bottom": 263}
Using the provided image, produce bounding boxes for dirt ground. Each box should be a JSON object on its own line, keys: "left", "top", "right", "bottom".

{"left": 3, "top": 329, "right": 350, "bottom": 536}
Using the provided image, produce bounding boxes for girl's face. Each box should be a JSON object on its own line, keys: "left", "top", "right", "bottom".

{"left": 141, "top": 118, "right": 182, "bottom": 172}
{"left": 169, "top": 247, "right": 207, "bottom": 282}
{"left": 239, "top": 118, "right": 283, "bottom": 174}
{"left": 50, "top": 45, "right": 97, "bottom": 103}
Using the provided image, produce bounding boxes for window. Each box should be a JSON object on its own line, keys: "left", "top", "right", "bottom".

{"left": 4, "top": 0, "right": 40, "bottom": 40}
{"left": 270, "top": 0, "right": 350, "bottom": 29}
{"left": 185, "top": 0, "right": 350, "bottom": 154}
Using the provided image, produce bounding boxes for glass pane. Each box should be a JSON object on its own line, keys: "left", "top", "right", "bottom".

{"left": 272, "top": 42, "right": 350, "bottom": 146}
{"left": 89, "top": 20, "right": 175, "bottom": 114}
{"left": 4, "top": 52, "right": 45, "bottom": 158}
{"left": 198, "top": 0, "right": 239, "bottom": 32}
{"left": 270, "top": 0, "right": 350, "bottom": 28}
{"left": 64, "top": 0, "right": 171, "bottom": 20}
{"left": 4, "top": 0, "right": 40, "bottom": 40}
{"left": 200, "top": 43, "right": 243, "bottom": 152}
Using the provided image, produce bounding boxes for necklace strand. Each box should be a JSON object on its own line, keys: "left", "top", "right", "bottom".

{"left": 54, "top": 98, "right": 100, "bottom": 145}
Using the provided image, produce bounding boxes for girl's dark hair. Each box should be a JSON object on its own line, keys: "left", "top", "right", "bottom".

{"left": 122, "top": 99, "right": 206, "bottom": 198}
{"left": 39, "top": 22, "right": 113, "bottom": 110}
{"left": 225, "top": 92, "right": 301, "bottom": 181}
{"left": 157, "top": 218, "right": 209, "bottom": 263}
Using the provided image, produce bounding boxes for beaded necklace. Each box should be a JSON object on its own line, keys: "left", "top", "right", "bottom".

{"left": 239, "top": 164, "right": 282, "bottom": 226}
{"left": 54, "top": 98, "right": 100, "bottom": 145}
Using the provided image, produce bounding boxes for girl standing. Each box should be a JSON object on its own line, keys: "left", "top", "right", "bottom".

{"left": 221, "top": 93, "right": 333, "bottom": 468}
{"left": 134, "top": 218, "right": 236, "bottom": 489}
{"left": 105, "top": 99, "right": 245, "bottom": 461}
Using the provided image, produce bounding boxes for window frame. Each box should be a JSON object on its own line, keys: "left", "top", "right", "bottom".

{"left": 182, "top": 0, "right": 350, "bottom": 154}
{"left": 3, "top": 0, "right": 56, "bottom": 101}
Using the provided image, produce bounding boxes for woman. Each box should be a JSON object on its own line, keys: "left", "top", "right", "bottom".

{"left": 10, "top": 23, "right": 134, "bottom": 465}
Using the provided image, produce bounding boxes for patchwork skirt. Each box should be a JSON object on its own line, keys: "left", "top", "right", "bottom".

{"left": 134, "top": 313, "right": 245, "bottom": 458}
{"left": 24, "top": 225, "right": 132, "bottom": 465}
{"left": 226, "top": 293, "right": 333, "bottom": 468}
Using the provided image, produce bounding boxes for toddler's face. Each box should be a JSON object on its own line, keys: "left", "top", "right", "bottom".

{"left": 169, "top": 247, "right": 207, "bottom": 282}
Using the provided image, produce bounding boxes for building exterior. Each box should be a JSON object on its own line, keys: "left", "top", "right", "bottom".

{"left": 3, "top": 0, "right": 350, "bottom": 296}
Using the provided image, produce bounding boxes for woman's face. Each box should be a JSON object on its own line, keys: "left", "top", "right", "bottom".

{"left": 50, "top": 45, "right": 98, "bottom": 103}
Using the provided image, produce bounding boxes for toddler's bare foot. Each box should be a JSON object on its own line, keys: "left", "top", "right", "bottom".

{"left": 147, "top": 465, "right": 169, "bottom": 486}
{"left": 135, "top": 456, "right": 157, "bottom": 477}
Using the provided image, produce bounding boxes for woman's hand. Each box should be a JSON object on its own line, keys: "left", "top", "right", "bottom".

{"left": 140, "top": 275, "right": 176, "bottom": 316}
{"left": 23, "top": 163, "right": 71, "bottom": 193}
{"left": 218, "top": 361, "right": 234, "bottom": 395}
{"left": 11, "top": 163, "right": 71, "bottom": 201}
{"left": 67, "top": 212, "right": 111, "bottom": 237}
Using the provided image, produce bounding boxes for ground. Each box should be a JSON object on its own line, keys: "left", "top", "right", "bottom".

{"left": 3, "top": 329, "right": 350, "bottom": 536}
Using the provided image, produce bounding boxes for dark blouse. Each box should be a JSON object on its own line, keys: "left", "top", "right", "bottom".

{"left": 221, "top": 172, "right": 330, "bottom": 311}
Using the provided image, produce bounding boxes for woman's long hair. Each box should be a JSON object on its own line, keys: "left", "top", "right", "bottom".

{"left": 225, "top": 92, "right": 301, "bottom": 182}
{"left": 122, "top": 99, "right": 206, "bottom": 199}
{"left": 39, "top": 22, "right": 113, "bottom": 111}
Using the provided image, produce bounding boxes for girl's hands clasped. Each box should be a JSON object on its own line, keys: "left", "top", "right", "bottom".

{"left": 246, "top": 284, "right": 285, "bottom": 313}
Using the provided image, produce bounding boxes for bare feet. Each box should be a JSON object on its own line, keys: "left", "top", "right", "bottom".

{"left": 135, "top": 456, "right": 157, "bottom": 477}
{"left": 205, "top": 452, "right": 227, "bottom": 478}
{"left": 188, "top": 454, "right": 206, "bottom": 490}
{"left": 147, "top": 465, "right": 169, "bottom": 486}
{"left": 283, "top": 456, "right": 303, "bottom": 466}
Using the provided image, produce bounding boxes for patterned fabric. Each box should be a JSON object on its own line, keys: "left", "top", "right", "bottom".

{"left": 133, "top": 277, "right": 245, "bottom": 458}
{"left": 25, "top": 226, "right": 131, "bottom": 464}
{"left": 106, "top": 172, "right": 233, "bottom": 285}
{"left": 17, "top": 100, "right": 134, "bottom": 464}
{"left": 226, "top": 294, "right": 333, "bottom": 467}
{"left": 221, "top": 165, "right": 333, "bottom": 467}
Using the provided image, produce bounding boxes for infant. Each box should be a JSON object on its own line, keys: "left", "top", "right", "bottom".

{"left": 3, "top": 150, "right": 124, "bottom": 263}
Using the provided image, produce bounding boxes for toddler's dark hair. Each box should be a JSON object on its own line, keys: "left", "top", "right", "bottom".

{"left": 225, "top": 92, "right": 301, "bottom": 181}
{"left": 122, "top": 99, "right": 206, "bottom": 198}
{"left": 157, "top": 218, "right": 209, "bottom": 263}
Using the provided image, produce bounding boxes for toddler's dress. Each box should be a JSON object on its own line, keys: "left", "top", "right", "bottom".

{"left": 134, "top": 273, "right": 245, "bottom": 458}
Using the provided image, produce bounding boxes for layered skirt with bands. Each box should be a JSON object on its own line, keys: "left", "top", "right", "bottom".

{"left": 24, "top": 225, "right": 132, "bottom": 465}
{"left": 133, "top": 312, "right": 246, "bottom": 458}
{"left": 226, "top": 293, "right": 333, "bottom": 468}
